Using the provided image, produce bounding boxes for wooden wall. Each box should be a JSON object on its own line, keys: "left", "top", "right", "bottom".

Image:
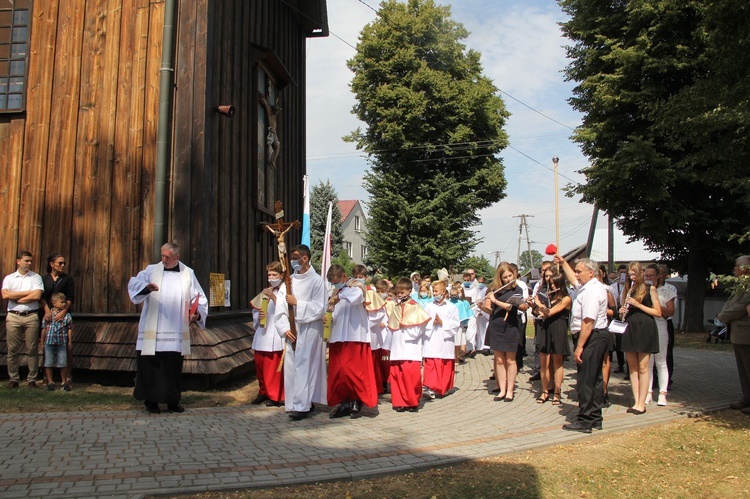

{"left": 171, "top": 0, "right": 309, "bottom": 310}
{"left": 0, "top": 0, "right": 313, "bottom": 315}
{"left": 0, "top": 0, "right": 161, "bottom": 314}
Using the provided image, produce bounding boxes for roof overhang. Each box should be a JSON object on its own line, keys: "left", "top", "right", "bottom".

{"left": 289, "top": 0, "right": 329, "bottom": 38}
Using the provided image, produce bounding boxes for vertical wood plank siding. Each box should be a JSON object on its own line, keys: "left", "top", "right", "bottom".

{"left": 0, "top": 0, "right": 310, "bottom": 315}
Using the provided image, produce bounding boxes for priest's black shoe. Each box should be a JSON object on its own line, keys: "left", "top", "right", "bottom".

{"left": 330, "top": 404, "right": 351, "bottom": 418}
{"left": 251, "top": 393, "right": 269, "bottom": 405}
{"left": 289, "top": 411, "right": 308, "bottom": 421}
{"left": 562, "top": 422, "right": 592, "bottom": 434}
{"left": 350, "top": 400, "right": 362, "bottom": 417}
{"left": 145, "top": 401, "right": 161, "bottom": 414}
{"left": 265, "top": 399, "right": 283, "bottom": 407}
{"left": 167, "top": 403, "right": 185, "bottom": 413}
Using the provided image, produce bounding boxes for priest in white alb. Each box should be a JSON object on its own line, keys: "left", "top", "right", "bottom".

{"left": 128, "top": 243, "right": 208, "bottom": 414}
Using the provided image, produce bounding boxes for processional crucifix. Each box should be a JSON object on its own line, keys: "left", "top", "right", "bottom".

{"left": 261, "top": 201, "right": 301, "bottom": 351}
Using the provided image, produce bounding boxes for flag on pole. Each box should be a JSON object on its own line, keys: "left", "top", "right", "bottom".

{"left": 301, "top": 174, "right": 311, "bottom": 247}
{"left": 321, "top": 201, "right": 333, "bottom": 287}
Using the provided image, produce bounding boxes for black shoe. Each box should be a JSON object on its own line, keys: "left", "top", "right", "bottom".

{"left": 626, "top": 407, "right": 646, "bottom": 415}
{"left": 167, "top": 403, "right": 185, "bottom": 413}
{"left": 265, "top": 400, "right": 283, "bottom": 407}
{"left": 405, "top": 406, "right": 418, "bottom": 412}
{"left": 489, "top": 374, "right": 496, "bottom": 381}
{"left": 562, "top": 422, "right": 592, "bottom": 434}
{"left": 592, "top": 422, "right": 603, "bottom": 431}
{"left": 7, "top": 381, "right": 19, "bottom": 389}
{"left": 145, "top": 401, "right": 161, "bottom": 414}
{"left": 729, "top": 401, "right": 750, "bottom": 410}
{"left": 330, "top": 404, "right": 351, "bottom": 418}
{"left": 350, "top": 400, "right": 362, "bottom": 416}
{"left": 603, "top": 394, "right": 610, "bottom": 407}
{"left": 308, "top": 403, "right": 316, "bottom": 413}
{"left": 529, "top": 373, "right": 541, "bottom": 381}
{"left": 47, "top": 383, "right": 55, "bottom": 391}
{"left": 62, "top": 383, "right": 72, "bottom": 392}
{"left": 251, "top": 393, "right": 269, "bottom": 405}
{"left": 289, "top": 411, "right": 308, "bottom": 421}
{"left": 395, "top": 406, "right": 406, "bottom": 412}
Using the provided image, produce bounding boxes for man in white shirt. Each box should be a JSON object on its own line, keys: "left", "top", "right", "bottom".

{"left": 556, "top": 255, "right": 610, "bottom": 433}
{"left": 2, "top": 251, "right": 44, "bottom": 388}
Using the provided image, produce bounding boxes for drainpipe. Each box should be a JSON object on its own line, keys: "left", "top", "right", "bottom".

{"left": 153, "top": 0, "right": 178, "bottom": 260}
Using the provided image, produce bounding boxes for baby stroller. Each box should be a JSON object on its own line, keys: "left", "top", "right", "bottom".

{"left": 707, "top": 319, "right": 729, "bottom": 343}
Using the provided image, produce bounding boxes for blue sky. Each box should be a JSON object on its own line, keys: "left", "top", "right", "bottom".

{"left": 305, "top": 0, "right": 602, "bottom": 263}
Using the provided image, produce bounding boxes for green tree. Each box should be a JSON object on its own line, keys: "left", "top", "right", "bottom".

{"left": 559, "top": 0, "right": 750, "bottom": 331}
{"left": 458, "top": 255, "right": 496, "bottom": 281}
{"left": 519, "top": 249, "right": 543, "bottom": 275}
{"left": 346, "top": 0, "right": 509, "bottom": 277}
{"left": 309, "top": 180, "right": 344, "bottom": 271}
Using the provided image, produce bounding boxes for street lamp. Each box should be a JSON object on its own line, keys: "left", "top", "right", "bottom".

{"left": 552, "top": 156, "right": 559, "bottom": 250}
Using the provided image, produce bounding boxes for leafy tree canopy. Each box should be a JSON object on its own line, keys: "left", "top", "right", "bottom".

{"left": 347, "top": 0, "right": 509, "bottom": 277}
{"left": 519, "top": 249, "right": 544, "bottom": 275}
{"left": 559, "top": 0, "right": 750, "bottom": 330}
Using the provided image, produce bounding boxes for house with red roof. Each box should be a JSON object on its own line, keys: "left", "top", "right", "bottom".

{"left": 338, "top": 200, "right": 368, "bottom": 265}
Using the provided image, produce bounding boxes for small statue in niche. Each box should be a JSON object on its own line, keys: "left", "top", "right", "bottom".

{"left": 258, "top": 91, "right": 282, "bottom": 168}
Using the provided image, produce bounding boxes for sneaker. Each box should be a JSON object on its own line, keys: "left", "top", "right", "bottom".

{"left": 47, "top": 383, "right": 55, "bottom": 391}
{"left": 645, "top": 392, "right": 653, "bottom": 405}
{"left": 28, "top": 381, "right": 37, "bottom": 389}
{"left": 62, "top": 383, "right": 72, "bottom": 392}
{"left": 657, "top": 392, "right": 667, "bottom": 406}
{"left": 423, "top": 387, "right": 436, "bottom": 400}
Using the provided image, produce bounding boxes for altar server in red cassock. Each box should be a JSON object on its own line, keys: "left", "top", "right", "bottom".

{"left": 249, "top": 261, "right": 286, "bottom": 406}
{"left": 422, "top": 280, "right": 460, "bottom": 398}
{"left": 388, "top": 278, "right": 430, "bottom": 412}
{"left": 326, "top": 265, "right": 379, "bottom": 418}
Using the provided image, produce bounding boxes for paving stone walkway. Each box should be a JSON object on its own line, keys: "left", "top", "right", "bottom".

{"left": 0, "top": 347, "right": 740, "bottom": 498}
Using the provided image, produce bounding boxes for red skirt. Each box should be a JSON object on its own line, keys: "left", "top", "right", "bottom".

{"left": 372, "top": 349, "right": 384, "bottom": 394}
{"left": 423, "top": 358, "right": 455, "bottom": 396}
{"left": 379, "top": 349, "right": 391, "bottom": 387}
{"left": 389, "top": 360, "right": 422, "bottom": 408}
{"left": 254, "top": 350, "right": 284, "bottom": 402}
{"left": 328, "top": 342, "right": 378, "bottom": 407}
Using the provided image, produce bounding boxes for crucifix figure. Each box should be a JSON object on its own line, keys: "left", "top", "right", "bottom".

{"left": 262, "top": 200, "right": 301, "bottom": 349}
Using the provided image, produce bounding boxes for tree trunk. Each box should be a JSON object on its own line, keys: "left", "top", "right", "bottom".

{"left": 683, "top": 238, "right": 709, "bottom": 332}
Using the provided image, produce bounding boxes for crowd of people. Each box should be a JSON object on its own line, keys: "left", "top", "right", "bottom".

{"left": 7, "top": 244, "right": 750, "bottom": 432}
{"left": 248, "top": 244, "right": 686, "bottom": 431}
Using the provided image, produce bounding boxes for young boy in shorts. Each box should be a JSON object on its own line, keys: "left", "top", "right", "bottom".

{"left": 39, "top": 292, "right": 73, "bottom": 391}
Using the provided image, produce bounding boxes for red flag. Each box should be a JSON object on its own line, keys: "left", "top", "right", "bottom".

{"left": 189, "top": 295, "right": 200, "bottom": 318}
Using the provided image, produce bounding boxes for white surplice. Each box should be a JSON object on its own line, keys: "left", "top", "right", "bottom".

{"left": 251, "top": 286, "right": 286, "bottom": 353}
{"left": 275, "top": 266, "right": 328, "bottom": 412}
{"left": 128, "top": 262, "right": 208, "bottom": 354}
{"left": 423, "top": 300, "right": 460, "bottom": 360}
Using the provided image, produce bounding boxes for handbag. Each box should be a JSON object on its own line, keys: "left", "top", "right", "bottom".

{"left": 608, "top": 319, "right": 628, "bottom": 334}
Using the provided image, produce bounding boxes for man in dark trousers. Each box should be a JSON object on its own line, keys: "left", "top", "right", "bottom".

{"left": 556, "top": 254, "right": 610, "bottom": 433}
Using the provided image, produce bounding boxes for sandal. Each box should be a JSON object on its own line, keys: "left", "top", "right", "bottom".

{"left": 537, "top": 393, "right": 549, "bottom": 404}
{"left": 552, "top": 392, "right": 562, "bottom": 405}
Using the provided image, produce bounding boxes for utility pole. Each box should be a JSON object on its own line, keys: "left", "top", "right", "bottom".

{"left": 513, "top": 214, "right": 534, "bottom": 265}
{"left": 487, "top": 251, "right": 503, "bottom": 267}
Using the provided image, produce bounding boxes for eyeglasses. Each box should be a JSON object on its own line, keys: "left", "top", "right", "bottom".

{"left": 55, "top": 262, "right": 66, "bottom": 266}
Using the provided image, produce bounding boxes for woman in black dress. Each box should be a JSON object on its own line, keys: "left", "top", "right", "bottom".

{"left": 533, "top": 274, "right": 571, "bottom": 405}
{"left": 619, "top": 261, "right": 661, "bottom": 414}
{"left": 484, "top": 262, "right": 527, "bottom": 402}
{"left": 41, "top": 254, "right": 75, "bottom": 390}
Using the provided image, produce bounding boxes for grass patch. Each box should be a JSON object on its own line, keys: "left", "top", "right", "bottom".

{"left": 675, "top": 331, "right": 733, "bottom": 351}
{"left": 164, "top": 410, "right": 750, "bottom": 499}
{"left": 0, "top": 372, "right": 260, "bottom": 413}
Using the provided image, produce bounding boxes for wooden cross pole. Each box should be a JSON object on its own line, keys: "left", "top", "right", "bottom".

{"left": 261, "top": 201, "right": 301, "bottom": 349}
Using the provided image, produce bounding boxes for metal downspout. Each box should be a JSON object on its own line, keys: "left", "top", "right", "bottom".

{"left": 153, "top": 0, "right": 178, "bottom": 259}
